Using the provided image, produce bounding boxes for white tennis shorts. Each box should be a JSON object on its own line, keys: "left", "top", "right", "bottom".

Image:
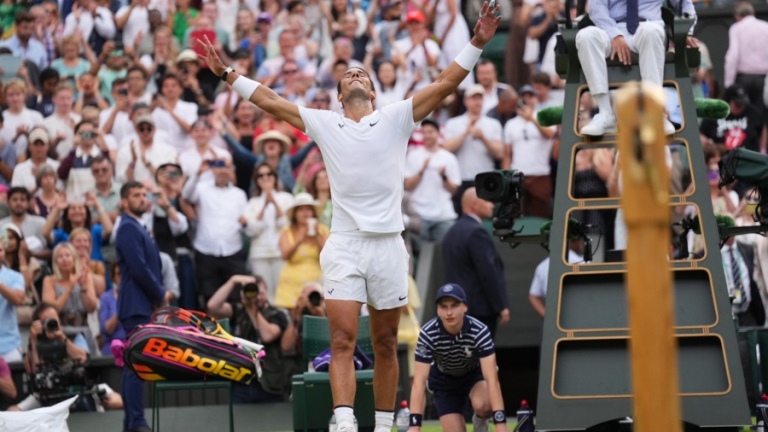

{"left": 320, "top": 232, "right": 409, "bottom": 310}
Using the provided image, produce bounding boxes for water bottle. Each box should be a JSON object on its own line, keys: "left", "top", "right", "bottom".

{"left": 396, "top": 400, "right": 410, "bottom": 432}
{"left": 516, "top": 400, "right": 535, "bottom": 432}
{"left": 758, "top": 393, "right": 768, "bottom": 432}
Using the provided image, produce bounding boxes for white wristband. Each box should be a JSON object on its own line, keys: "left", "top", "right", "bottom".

{"left": 454, "top": 43, "right": 483, "bottom": 71}
{"left": 232, "top": 76, "right": 261, "bottom": 100}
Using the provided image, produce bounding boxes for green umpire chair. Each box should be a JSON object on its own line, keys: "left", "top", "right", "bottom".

{"left": 151, "top": 318, "right": 235, "bottom": 432}
{"left": 292, "top": 315, "right": 376, "bottom": 432}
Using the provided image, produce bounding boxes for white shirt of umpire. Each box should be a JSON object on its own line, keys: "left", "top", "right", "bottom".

{"left": 297, "top": 99, "right": 418, "bottom": 234}
{"left": 443, "top": 114, "right": 503, "bottom": 181}
{"left": 529, "top": 250, "right": 584, "bottom": 302}
{"left": 404, "top": 146, "right": 461, "bottom": 222}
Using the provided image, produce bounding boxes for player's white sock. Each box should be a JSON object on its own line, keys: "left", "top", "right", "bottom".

{"left": 335, "top": 406, "right": 355, "bottom": 426}
{"left": 374, "top": 410, "right": 394, "bottom": 432}
{"left": 594, "top": 93, "right": 614, "bottom": 116}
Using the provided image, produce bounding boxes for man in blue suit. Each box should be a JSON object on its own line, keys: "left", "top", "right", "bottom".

{"left": 116, "top": 181, "right": 166, "bottom": 432}
{"left": 442, "top": 187, "right": 510, "bottom": 339}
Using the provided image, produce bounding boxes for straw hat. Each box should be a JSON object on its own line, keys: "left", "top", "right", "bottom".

{"left": 287, "top": 193, "right": 320, "bottom": 220}
{"left": 255, "top": 130, "right": 291, "bottom": 154}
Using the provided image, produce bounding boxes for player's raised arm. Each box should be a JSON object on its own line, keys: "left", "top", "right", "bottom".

{"left": 411, "top": 1, "right": 502, "bottom": 122}
{"left": 197, "top": 36, "right": 306, "bottom": 132}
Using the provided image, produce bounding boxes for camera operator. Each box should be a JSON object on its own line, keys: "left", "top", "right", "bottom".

{"left": 8, "top": 302, "right": 123, "bottom": 412}
{"left": 280, "top": 282, "right": 327, "bottom": 390}
{"left": 206, "top": 274, "right": 289, "bottom": 403}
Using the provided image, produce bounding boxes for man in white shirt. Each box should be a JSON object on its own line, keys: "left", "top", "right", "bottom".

{"left": 62, "top": 0, "right": 116, "bottom": 47}
{"left": 529, "top": 226, "right": 585, "bottom": 317}
{"left": 443, "top": 84, "right": 503, "bottom": 214}
{"left": 99, "top": 79, "right": 136, "bottom": 146}
{"left": 502, "top": 93, "right": 556, "bottom": 218}
{"left": 115, "top": 0, "right": 151, "bottom": 50}
{"left": 12, "top": 128, "right": 60, "bottom": 192}
{"left": 178, "top": 120, "right": 231, "bottom": 185}
{"left": 476, "top": 60, "right": 512, "bottom": 115}
{"left": 394, "top": 10, "right": 442, "bottom": 91}
{"left": 182, "top": 158, "right": 248, "bottom": 304}
{"left": 197, "top": 6, "right": 503, "bottom": 429}
{"left": 41, "top": 83, "right": 81, "bottom": 159}
{"left": 115, "top": 114, "right": 178, "bottom": 185}
{"left": 151, "top": 74, "right": 198, "bottom": 152}
{"left": 404, "top": 118, "right": 460, "bottom": 245}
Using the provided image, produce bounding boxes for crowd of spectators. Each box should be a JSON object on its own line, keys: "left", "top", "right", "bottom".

{"left": 0, "top": 0, "right": 762, "bottom": 410}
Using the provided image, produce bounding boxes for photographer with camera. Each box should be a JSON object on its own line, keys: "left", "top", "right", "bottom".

{"left": 9, "top": 302, "right": 123, "bottom": 412}
{"left": 207, "top": 274, "right": 289, "bottom": 403}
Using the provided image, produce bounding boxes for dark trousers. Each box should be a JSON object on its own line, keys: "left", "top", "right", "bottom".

{"left": 736, "top": 73, "right": 767, "bottom": 114}
{"left": 121, "top": 316, "right": 151, "bottom": 430}
{"left": 177, "top": 254, "right": 197, "bottom": 311}
{"left": 195, "top": 250, "right": 247, "bottom": 303}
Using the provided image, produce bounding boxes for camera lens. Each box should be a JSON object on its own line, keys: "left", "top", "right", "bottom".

{"left": 44, "top": 318, "right": 59, "bottom": 332}
{"left": 482, "top": 178, "right": 499, "bottom": 192}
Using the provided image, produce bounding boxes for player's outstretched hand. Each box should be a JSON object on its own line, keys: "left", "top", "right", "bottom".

{"left": 197, "top": 35, "right": 226, "bottom": 77}
{"left": 472, "top": 1, "right": 502, "bottom": 46}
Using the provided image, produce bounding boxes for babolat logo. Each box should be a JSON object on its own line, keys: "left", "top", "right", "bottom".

{"left": 143, "top": 338, "right": 252, "bottom": 382}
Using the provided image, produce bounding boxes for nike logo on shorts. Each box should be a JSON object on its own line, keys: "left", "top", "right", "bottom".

{"left": 398, "top": 295, "right": 406, "bottom": 301}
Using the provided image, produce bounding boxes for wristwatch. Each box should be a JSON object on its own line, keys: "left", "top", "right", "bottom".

{"left": 221, "top": 66, "right": 234, "bottom": 82}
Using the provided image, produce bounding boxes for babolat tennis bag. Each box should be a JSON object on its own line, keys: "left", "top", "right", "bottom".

{"left": 119, "top": 307, "right": 262, "bottom": 384}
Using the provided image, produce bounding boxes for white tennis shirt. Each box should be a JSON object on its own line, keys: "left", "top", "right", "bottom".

{"left": 298, "top": 99, "right": 418, "bottom": 234}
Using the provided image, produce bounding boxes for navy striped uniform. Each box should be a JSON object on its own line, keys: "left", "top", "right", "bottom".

{"left": 415, "top": 315, "right": 495, "bottom": 416}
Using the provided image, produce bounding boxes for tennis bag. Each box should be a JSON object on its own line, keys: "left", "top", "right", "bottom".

{"left": 120, "top": 308, "right": 261, "bottom": 385}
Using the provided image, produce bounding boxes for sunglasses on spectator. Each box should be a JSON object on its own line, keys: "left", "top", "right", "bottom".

{"left": 79, "top": 131, "right": 96, "bottom": 139}
{"left": 138, "top": 125, "right": 154, "bottom": 132}
{"left": 256, "top": 172, "right": 276, "bottom": 179}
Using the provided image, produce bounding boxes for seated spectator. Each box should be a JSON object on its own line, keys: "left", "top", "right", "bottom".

{"left": 206, "top": 274, "right": 289, "bottom": 403}
{"left": 243, "top": 163, "right": 293, "bottom": 302}
{"left": 179, "top": 119, "right": 232, "bottom": 185}
{"left": 151, "top": 73, "right": 198, "bottom": 152}
{"left": 73, "top": 72, "right": 110, "bottom": 113}
{"left": 176, "top": 49, "right": 216, "bottom": 105}
{"left": 12, "top": 127, "right": 60, "bottom": 194}
{"left": 26, "top": 68, "right": 60, "bottom": 118}
{"left": 394, "top": 10, "right": 441, "bottom": 91}
{"left": 0, "top": 232, "right": 25, "bottom": 363}
{"left": 4, "top": 224, "right": 40, "bottom": 325}
{"left": 29, "top": 165, "right": 62, "bottom": 219}
{"left": 223, "top": 129, "right": 315, "bottom": 193}
{"left": 42, "top": 194, "right": 113, "bottom": 262}
{"left": 368, "top": 60, "right": 415, "bottom": 109}
{"left": 0, "top": 188, "right": 48, "bottom": 259}
{"left": 308, "top": 168, "right": 332, "bottom": 228}
{"left": 0, "top": 11, "right": 46, "bottom": 71}
{"left": 62, "top": 0, "right": 116, "bottom": 56}
{"left": 404, "top": 118, "right": 460, "bottom": 246}
{"left": 0, "top": 357, "right": 17, "bottom": 409}
{"left": 9, "top": 302, "right": 123, "bottom": 411}
{"left": 126, "top": 66, "right": 152, "bottom": 106}
{"left": 99, "top": 263, "right": 124, "bottom": 356}
{"left": 700, "top": 84, "right": 766, "bottom": 154}
{"left": 50, "top": 35, "right": 98, "bottom": 89}
{"left": 1, "top": 79, "right": 44, "bottom": 161}
{"left": 275, "top": 193, "right": 329, "bottom": 310}
{"left": 90, "top": 156, "right": 120, "bottom": 223}
{"left": 70, "top": 228, "right": 107, "bottom": 296}
{"left": 57, "top": 121, "right": 109, "bottom": 201}
{"left": 41, "top": 83, "right": 81, "bottom": 160}
{"left": 115, "top": 113, "right": 178, "bottom": 186}
{"left": 42, "top": 242, "right": 98, "bottom": 327}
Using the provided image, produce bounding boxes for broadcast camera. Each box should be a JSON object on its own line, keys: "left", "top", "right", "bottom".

{"left": 475, "top": 170, "right": 525, "bottom": 241}
{"left": 27, "top": 320, "right": 103, "bottom": 408}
